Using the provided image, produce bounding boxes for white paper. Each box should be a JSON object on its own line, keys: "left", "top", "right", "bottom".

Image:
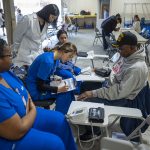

{"left": 68, "top": 101, "right": 104, "bottom": 115}
{"left": 50, "top": 78, "right": 75, "bottom": 93}
{"left": 81, "top": 66, "right": 92, "bottom": 73}
{"left": 77, "top": 50, "right": 109, "bottom": 60}
{"left": 76, "top": 72, "right": 105, "bottom": 82}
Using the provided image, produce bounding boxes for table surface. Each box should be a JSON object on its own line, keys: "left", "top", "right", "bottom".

{"left": 67, "top": 101, "right": 143, "bottom": 127}
{"left": 113, "top": 28, "right": 148, "bottom": 44}
{"left": 77, "top": 51, "right": 109, "bottom": 60}
{"left": 76, "top": 72, "right": 105, "bottom": 82}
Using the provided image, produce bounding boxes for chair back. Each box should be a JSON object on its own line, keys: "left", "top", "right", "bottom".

{"left": 120, "top": 83, "right": 150, "bottom": 141}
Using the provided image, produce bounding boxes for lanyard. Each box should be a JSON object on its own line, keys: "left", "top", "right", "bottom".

{"left": 12, "top": 86, "right": 27, "bottom": 108}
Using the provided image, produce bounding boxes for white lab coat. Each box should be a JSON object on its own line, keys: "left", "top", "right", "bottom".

{"left": 13, "top": 13, "right": 48, "bottom": 67}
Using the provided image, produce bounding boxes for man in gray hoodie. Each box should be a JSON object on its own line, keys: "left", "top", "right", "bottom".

{"left": 78, "top": 31, "right": 149, "bottom": 141}
{"left": 78, "top": 31, "right": 148, "bottom": 102}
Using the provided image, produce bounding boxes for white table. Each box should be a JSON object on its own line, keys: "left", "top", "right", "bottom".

{"left": 76, "top": 72, "right": 105, "bottom": 82}
{"left": 67, "top": 101, "right": 143, "bottom": 136}
{"left": 77, "top": 51, "right": 109, "bottom": 68}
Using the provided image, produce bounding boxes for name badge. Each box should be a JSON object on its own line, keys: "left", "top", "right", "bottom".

{"left": 22, "top": 96, "right": 27, "bottom": 107}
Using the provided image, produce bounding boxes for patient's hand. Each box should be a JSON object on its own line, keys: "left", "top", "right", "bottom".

{"left": 77, "top": 91, "right": 93, "bottom": 101}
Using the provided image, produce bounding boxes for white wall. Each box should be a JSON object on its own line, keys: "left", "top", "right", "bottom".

{"left": 65, "top": 0, "right": 98, "bottom": 14}
{"left": 14, "top": 0, "right": 61, "bottom": 16}
{"left": 110, "top": 0, "right": 150, "bottom": 19}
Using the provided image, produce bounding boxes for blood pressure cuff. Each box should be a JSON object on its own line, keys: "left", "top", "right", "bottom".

{"left": 77, "top": 52, "right": 88, "bottom": 57}
{"left": 95, "top": 68, "right": 111, "bottom": 77}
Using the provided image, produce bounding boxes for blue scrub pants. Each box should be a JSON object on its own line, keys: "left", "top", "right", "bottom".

{"left": 55, "top": 67, "right": 81, "bottom": 79}
{"left": 38, "top": 91, "right": 75, "bottom": 115}
{"left": 55, "top": 69, "right": 75, "bottom": 79}
{"left": 14, "top": 108, "right": 77, "bottom": 150}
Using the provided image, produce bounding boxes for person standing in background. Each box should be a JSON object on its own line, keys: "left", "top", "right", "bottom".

{"left": 0, "top": 9, "right": 5, "bottom": 36}
{"left": 103, "top": 7, "right": 109, "bottom": 19}
{"left": 101, "top": 13, "right": 121, "bottom": 50}
{"left": 13, "top": 4, "right": 59, "bottom": 69}
{"left": 16, "top": 9, "right": 23, "bottom": 23}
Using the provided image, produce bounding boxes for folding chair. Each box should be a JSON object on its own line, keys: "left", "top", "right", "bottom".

{"left": 126, "top": 115, "right": 150, "bottom": 143}
{"left": 33, "top": 98, "right": 56, "bottom": 109}
{"left": 105, "top": 36, "right": 118, "bottom": 58}
{"left": 109, "top": 83, "right": 150, "bottom": 143}
{"left": 67, "top": 24, "right": 78, "bottom": 35}
{"left": 93, "top": 27, "right": 103, "bottom": 46}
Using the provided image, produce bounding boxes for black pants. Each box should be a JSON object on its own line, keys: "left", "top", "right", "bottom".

{"left": 102, "top": 29, "right": 110, "bottom": 50}
{"left": 80, "top": 81, "right": 102, "bottom": 94}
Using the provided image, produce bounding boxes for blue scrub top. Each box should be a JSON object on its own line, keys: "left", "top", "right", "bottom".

{"left": 0, "top": 71, "right": 28, "bottom": 149}
{"left": 26, "top": 52, "right": 59, "bottom": 100}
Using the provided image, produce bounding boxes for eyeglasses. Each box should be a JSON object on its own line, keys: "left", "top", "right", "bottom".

{"left": 0, "top": 54, "right": 12, "bottom": 58}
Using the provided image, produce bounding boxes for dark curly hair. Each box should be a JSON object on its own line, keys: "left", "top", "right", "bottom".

{"left": 57, "top": 30, "right": 68, "bottom": 39}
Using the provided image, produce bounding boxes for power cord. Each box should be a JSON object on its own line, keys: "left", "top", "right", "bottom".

{"left": 66, "top": 115, "right": 101, "bottom": 150}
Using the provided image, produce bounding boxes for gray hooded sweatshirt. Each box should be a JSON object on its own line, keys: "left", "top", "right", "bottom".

{"left": 92, "top": 48, "right": 148, "bottom": 100}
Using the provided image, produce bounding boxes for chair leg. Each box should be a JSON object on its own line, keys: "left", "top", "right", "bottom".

{"left": 99, "top": 37, "right": 103, "bottom": 45}
{"left": 96, "top": 38, "right": 98, "bottom": 44}
{"left": 93, "top": 37, "right": 96, "bottom": 46}
{"left": 126, "top": 119, "right": 146, "bottom": 142}
{"left": 145, "top": 45, "right": 150, "bottom": 66}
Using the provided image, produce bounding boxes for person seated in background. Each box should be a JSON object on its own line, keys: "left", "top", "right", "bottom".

{"left": 78, "top": 31, "right": 148, "bottom": 140}
{"left": 133, "top": 15, "right": 141, "bottom": 33}
{"left": 55, "top": 29, "right": 81, "bottom": 79}
{"left": 0, "top": 39, "right": 77, "bottom": 150}
{"left": 63, "top": 15, "right": 77, "bottom": 32}
{"left": 25, "top": 42, "right": 77, "bottom": 114}
{"left": 101, "top": 13, "right": 122, "bottom": 50}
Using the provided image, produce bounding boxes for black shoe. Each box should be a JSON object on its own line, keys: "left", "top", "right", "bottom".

{"left": 79, "top": 130, "right": 101, "bottom": 141}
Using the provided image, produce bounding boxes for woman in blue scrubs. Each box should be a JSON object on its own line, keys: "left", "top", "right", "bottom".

{"left": 54, "top": 30, "right": 81, "bottom": 79}
{"left": 54, "top": 30, "right": 101, "bottom": 94}
{"left": 26, "top": 42, "right": 76, "bottom": 114}
{"left": 0, "top": 39, "right": 77, "bottom": 150}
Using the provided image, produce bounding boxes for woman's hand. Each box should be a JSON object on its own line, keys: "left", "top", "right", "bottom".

{"left": 26, "top": 97, "right": 36, "bottom": 114}
{"left": 57, "top": 84, "right": 69, "bottom": 93}
{"left": 77, "top": 91, "right": 93, "bottom": 101}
